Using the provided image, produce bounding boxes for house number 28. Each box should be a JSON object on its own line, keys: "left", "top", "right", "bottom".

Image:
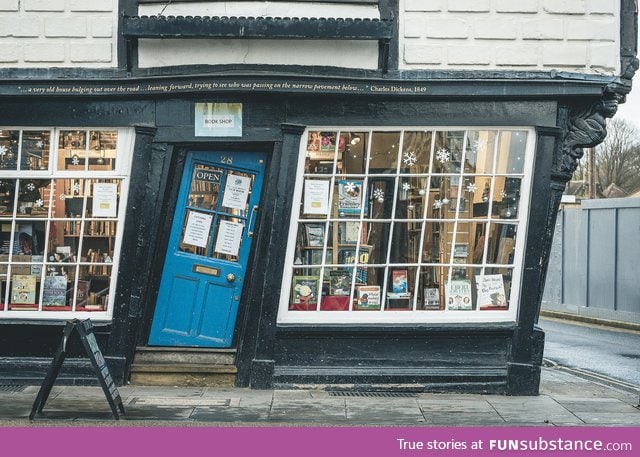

{"left": 220, "top": 155, "right": 233, "bottom": 165}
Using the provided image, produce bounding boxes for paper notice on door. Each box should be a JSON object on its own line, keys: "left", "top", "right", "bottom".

{"left": 182, "top": 211, "right": 213, "bottom": 248}
{"left": 303, "top": 179, "right": 330, "bottom": 215}
{"left": 92, "top": 183, "right": 118, "bottom": 218}
{"left": 214, "top": 220, "right": 244, "bottom": 256}
{"left": 221, "top": 174, "right": 252, "bottom": 211}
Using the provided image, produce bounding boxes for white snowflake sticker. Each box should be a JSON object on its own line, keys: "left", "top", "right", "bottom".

{"left": 0, "top": 145, "right": 7, "bottom": 156}
{"left": 466, "top": 183, "right": 477, "bottom": 193}
{"left": 73, "top": 183, "right": 81, "bottom": 194}
{"left": 34, "top": 199, "right": 44, "bottom": 207}
{"left": 36, "top": 140, "right": 44, "bottom": 148}
{"left": 433, "top": 199, "right": 443, "bottom": 209}
{"left": 500, "top": 190, "right": 508, "bottom": 199}
{"left": 27, "top": 183, "right": 35, "bottom": 191}
{"left": 344, "top": 181, "right": 357, "bottom": 193}
{"left": 436, "top": 148, "right": 450, "bottom": 163}
{"left": 402, "top": 151, "right": 417, "bottom": 167}
{"left": 373, "top": 188, "right": 385, "bottom": 201}
{"left": 72, "top": 156, "right": 80, "bottom": 166}
{"left": 402, "top": 182, "right": 411, "bottom": 191}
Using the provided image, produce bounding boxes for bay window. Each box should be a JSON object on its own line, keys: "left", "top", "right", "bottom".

{"left": 278, "top": 127, "right": 534, "bottom": 323}
{"left": 0, "top": 128, "right": 134, "bottom": 320}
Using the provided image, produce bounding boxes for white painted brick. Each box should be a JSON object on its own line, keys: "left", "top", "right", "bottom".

{"left": 590, "top": 43, "right": 619, "bottom": 70}
{"left": 474, "top": 20, "right": 518, "bottom": 40}
{"left": 543, "top": 0, "right": 587, "bottom": 15}
{"left": 448, "top": 0, "right": 490, "bottom": 13}
{"left": 70, "top": 43, "right": 113, "bottom": 62}
{"left": 405, "top": 0, "right": 443, "bottom": 12}
{"left": 404, "top": 44, "right": 443, "bottom": 64}
{"left": 91, "top": 19, "right": 113, "bottom": 38}
{"left": 23, "top": 43, "right": 65, "bottom": 62}
{"left": 589, "top": 0, "right": 616, "bottom": 15}
{"left": 448, "top": 46, "right": 492, "bottom": 65}
{"left": 11, "top": 18, "right": 41, "bottom": 38}
{"left": 495, "top": 0, "right": 539, "bottom": 13}
{"left": 404, "top": 17, "right": 423, "bottom": 38}
{"left": 426, "top": 19, "right": 470, "bottom": 39}
{"left": 495, "top": 45, "right": 540, "bottom": 66}
{"left": 23, "top": 0, "right": 65, "bottom": 12}
{"left": 0, "top": 0, "right": 19, "bottom": 12}
{"left": 68, "top": 0, "right": 113, "bottom": 13}
{"left": 45, "top": 18, "right": 87, "bottom": 38}
{"left": 0, "top": 42, "right": 19, "bottom": 62}
{"left": 542, "top": 44, "right": 588, "bottom": 66}
{"left": 0, "top": 18, "right": 40, "bottom": 37}
{"left": 521, "top": 19, "right": 564, "bottom": 40}
{"left": 566, "top": 19, "right": 617, "bottom": 41}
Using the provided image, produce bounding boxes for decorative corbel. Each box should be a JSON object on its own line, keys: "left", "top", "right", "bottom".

{"left": 559, "top": 93, "right": 621, "bottom": 180}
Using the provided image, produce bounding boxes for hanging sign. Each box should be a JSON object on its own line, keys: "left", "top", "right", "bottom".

{"left": 92, "top": 183, "right": 118, "bottom": 217}
{"left": 182, "top": 211, "right": 213, "bottom": 248}
{"left": 214, "top": 220, "right": 244, "bottom": 256}
{"left": 195, "top": 102, "right": 242, "bottom": 137}
{"left": 222, "top": 174, "right": 251, "bottom": 210}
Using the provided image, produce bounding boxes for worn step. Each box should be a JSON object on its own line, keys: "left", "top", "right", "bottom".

{"left": 130, "top": 363, "right": 237, "bottom": 374}
{"left": 133, "top": 347, "right": 236, "bottom": 365}
{"left": 129, "top": 371, "right": 237, "bottom": 387}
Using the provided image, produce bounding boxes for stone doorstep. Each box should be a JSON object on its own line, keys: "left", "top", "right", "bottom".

{"left": 133, "top": 347, "right": 236, "bottom": 365}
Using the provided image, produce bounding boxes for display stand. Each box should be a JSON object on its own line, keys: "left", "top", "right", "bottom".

{"left": 29, "top": 318, "right": 125, "bottom": 420}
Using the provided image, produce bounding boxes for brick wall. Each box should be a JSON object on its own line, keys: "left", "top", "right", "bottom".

{"left": 401, "top": 0, "right": 621, "bottom": 74}
{"left": 0, "top": 0, "right": 117, "bottom": 67}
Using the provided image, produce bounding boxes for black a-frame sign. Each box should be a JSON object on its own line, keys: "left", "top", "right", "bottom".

{"left": 30, "top": 319, "right": 125, "bottom": 420}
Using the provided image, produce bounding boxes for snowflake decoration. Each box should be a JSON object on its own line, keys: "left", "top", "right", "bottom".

{"left": 373, "top": 188, "right": 385, "bottom": 201}
{"left": 34, "top": 199, "right": 44, "bottom": 207}
{"left": 436, "top": 148, "right": 450, "bottom": 163}
{"left": 402, "top": 182, "right": 411, "bottom": 191}
{"left": 0, "top": 145, "right": 7, "bottom": 156}
{"left": 27, "top": 183, "right": 35, "bottom": 191}
{"left": 466, "top": 183, "right": 477, "bottom": 193}
{"left": 72, "top": 156, "right": 80, "bottom": 166}
{"left": 402, "top": 151, "right": 417, "bottom": 167}
{"left": 73, "top": 183, "right": 81, "bottom": 194}
{"left": 469, "top": 139, "right": 486, "bottom": 155}
{"left": 36, "top": 140, "right": 44, "bottom": 148}
{"left": 433, "top": 199, "right": 443, "bottom": 209}
{"left": 343, "top": 181, "right": 357, "bottom": 193}
{"left": 59, "top": 194, "right": 66, "bottom": 200}
{"left": 500, "top": 190, "right": 508, "bottom": 199}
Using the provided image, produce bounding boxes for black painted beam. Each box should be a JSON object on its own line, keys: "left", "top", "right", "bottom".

{"left": 122, "top": 15, "right": 393, "bottom": 40}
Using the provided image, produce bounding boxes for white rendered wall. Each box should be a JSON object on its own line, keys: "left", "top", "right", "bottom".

{"left": 0, "top": 0, "right": 118, "bottom": 68}
{"left": 400, "top": 0, "right": 621, "bottom": 75}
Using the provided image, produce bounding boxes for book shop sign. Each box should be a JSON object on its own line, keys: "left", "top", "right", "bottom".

{"left": 195, "top": 102, "right": 242, "bottom": 137}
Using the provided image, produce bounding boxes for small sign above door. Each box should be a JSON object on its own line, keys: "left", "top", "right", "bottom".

{"left": 195, "top": 103, "right": 243, "bottom": 137}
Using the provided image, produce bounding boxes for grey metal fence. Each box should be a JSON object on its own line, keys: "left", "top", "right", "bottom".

{"left": 541, "top": 198, "right": 640, "bottom": 324}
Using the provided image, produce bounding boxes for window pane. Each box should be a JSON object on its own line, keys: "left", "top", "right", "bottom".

{"left": 341, "top": 131, "right": 368, "bottom": 175}
{"left": 85, "top": 179, "right": 121, "bottom": 218}
{"left": 433, "top": 131, "right": 465, "bottom": 173}
{"left": 496, "top": 131, "right": 528, "bottom": 174}
{"left": 389, "top": 222, "right": 420, "bottom": 263}
{"left": 477, "top": 269, "right": 511, "bottom": 311}
{"left": 360, "top": 221, "right": 390, "bottom": 264}
{"left": 17, "top": 179, "right": 52, "bottom": 217}
{"left": 401, "top": 131, "right": 432, "bottom": 174}
{"left": 188, "top": 164, "right": 222, "bottom": 211}
{"left": 417, "top": 265, "right": 444, "bottom": 310}
{"left": 368, "top": 132, "right": 400, "bottom": 174}
{"left": 21, "top": 130, "right": 51, "bottom": 171}
{"left": 58, "top": 130, "right": 87, "bottom": 171}
{"left": 386, "top": 266, "right": 416, "bottom": 310}
{"left": 464, "top": 130, "right": 497, "bottom": 174}
{"left": 0, "top": 130, "right": 19, "bottom": 171}
{"left": 88, "top": 130, "right": 117, "bottom": 171}
{"left": 76, "top": 265, "right": 112, "bottom": 312}
{"left": 301, "top": 178, "right": 331, "bottom": 219}
{"left": 0, "top": 179, "right": 16, "bottom": 216}
{"left": 494, "top": 177, "right": 522, "bottom": 219}
{"left": 289, "top": 270, "right": 321, "bottom": 311}
{"left": 486, "top": 223, "right": 517, "bottom": 265}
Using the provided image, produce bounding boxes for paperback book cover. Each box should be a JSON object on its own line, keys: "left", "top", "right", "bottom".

{"left": 329, "top": 270, "right": 351, "bottom": 296}
{"left": 42, "top": 276, "right": 68, "bottom": 307}
{"left": 11, "top": 274, "right": 37, "bottom": 304}
{"left": 475, "top": 274, "right": 507, "bottom": 310}
{"left": 446, "top": 279, "right": 473, "bottom": 311}
{"left": 355, "top": 285, "right": 381, "bottom": 310}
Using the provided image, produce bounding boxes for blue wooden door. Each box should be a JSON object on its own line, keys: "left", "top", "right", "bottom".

{"left": 149, "top": 151, "right": 266, "bottom": 347}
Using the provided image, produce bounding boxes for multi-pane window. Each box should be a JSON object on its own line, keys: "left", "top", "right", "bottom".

{"left": 278, "top": 128, "right": 534, "bottom": 323}
{"left": 0, "top": 128, "right": 133, "bottom": 319}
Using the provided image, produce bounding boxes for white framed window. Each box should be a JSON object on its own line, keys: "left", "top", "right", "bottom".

{"left": 0, "top": 127, "right": 135, "bottom": 320}
{"left": 277, "top": 127, "right": 535, "bottom": 324}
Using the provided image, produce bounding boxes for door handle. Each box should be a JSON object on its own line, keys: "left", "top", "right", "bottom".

{"left": 226, "top": 273, "right": 235, "bottom": 283}
{"left": 247, "top": 205, "right": 258, "bottom": 238}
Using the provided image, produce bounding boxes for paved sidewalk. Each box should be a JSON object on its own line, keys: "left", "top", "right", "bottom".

{"left": 1, "top": 367, "right": 638, "bottom": 426}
